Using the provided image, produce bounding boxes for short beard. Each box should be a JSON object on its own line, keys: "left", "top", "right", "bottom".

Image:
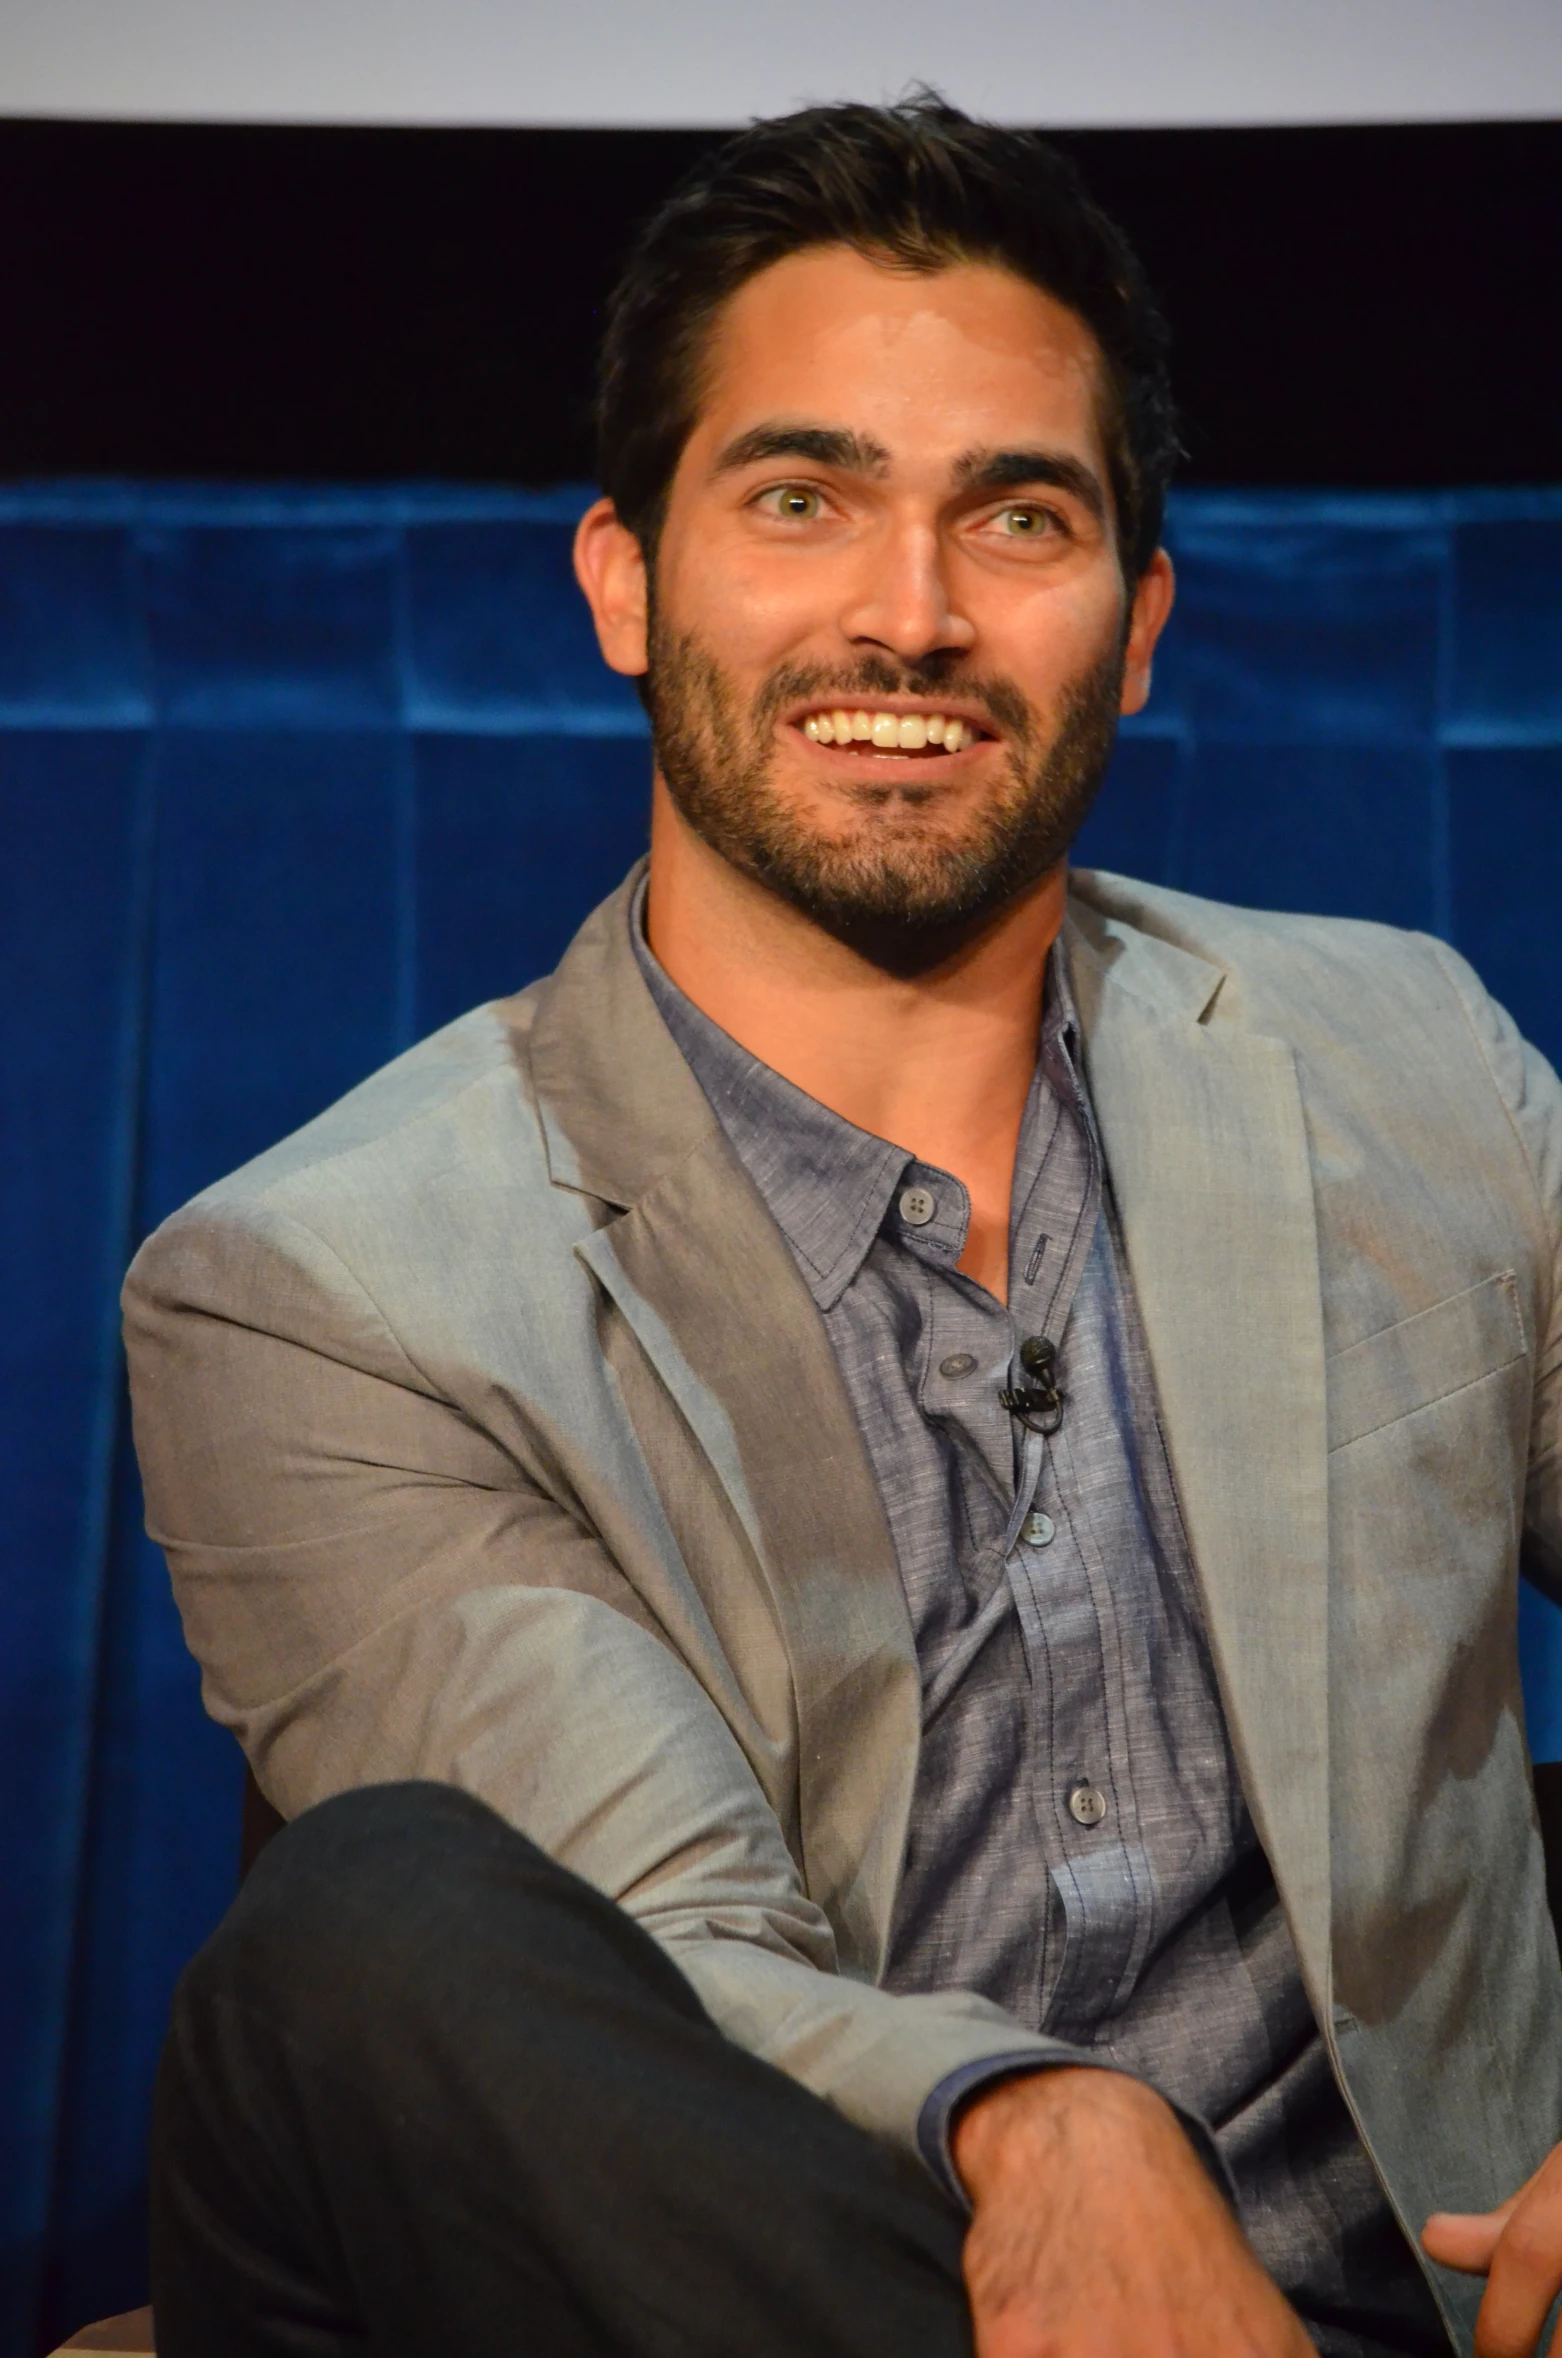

{"left": 645, "top": 615, "right": 1124, "bottom": 979}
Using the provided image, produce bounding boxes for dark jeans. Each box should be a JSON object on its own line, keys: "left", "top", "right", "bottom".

{"left": 151, "top": 1782, "right": 974, "bottom": 2358}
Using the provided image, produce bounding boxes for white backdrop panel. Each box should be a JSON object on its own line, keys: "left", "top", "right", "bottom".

{"left": 2, "top": 0, "right": 1560, "bottom": 128}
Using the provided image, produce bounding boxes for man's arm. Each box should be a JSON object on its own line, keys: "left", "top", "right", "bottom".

{"left": 123, "top": 1193, "right": 1088, "bottom": 2150}
{"left": 1418, "top": 943, "right": 1562, "bottom": 2353}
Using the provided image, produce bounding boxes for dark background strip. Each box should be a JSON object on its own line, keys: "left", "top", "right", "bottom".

{"left": 2, "top": 115, "right": 1559, "bottom": 487}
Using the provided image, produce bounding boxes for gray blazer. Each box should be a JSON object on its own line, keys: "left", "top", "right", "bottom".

{"left": 124, "top": 865, "right": 1562, "bottom": 2346}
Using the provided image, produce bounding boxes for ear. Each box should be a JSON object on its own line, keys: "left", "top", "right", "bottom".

{"left": 573, "top": 497, "right": 650, "bottom": 679}
{"left": 1119, "top": 546, "right": 1175, "bottom": 718}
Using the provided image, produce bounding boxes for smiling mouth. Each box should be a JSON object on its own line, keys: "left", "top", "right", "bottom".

{"left": 797, "top": 706, "right": 988, "bottom": 756}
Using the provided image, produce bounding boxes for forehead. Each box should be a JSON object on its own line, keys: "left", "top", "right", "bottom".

{"left": 689, "top": 245, "right": 1110, "bottom": 474}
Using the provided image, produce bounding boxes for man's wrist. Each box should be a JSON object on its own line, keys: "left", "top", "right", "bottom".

{"left": 951, "top": 2062, "right": 1187, "bottom": 2205}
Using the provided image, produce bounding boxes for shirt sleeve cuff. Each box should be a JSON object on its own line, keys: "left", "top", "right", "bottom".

{"left": 916, "top": 2051, "right": 1233, "bottom": 2212}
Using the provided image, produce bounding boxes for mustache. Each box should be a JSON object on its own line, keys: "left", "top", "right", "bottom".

{"left": 751, "top": 656, "right": 1037, "bottom": 745}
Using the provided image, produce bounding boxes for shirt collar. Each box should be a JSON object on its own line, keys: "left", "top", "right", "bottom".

{"left": 628, "top": 878, "right": 1084, "bottom": 1310}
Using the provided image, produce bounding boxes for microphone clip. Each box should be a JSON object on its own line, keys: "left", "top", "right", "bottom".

{"left": 1000, "top": 1335, "right": 1065, "bottom": 1435}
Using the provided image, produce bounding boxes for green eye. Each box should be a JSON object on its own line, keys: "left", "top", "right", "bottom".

{"left": 770, "top": 486, "right": 821, "bottom": 519}
{"left": 998, "top": 506, "right": 1045, "bottom": 535}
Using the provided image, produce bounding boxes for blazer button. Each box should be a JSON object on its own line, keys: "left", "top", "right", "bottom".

{"left": 1068, "top": 1783, "right": 1108, "bottom": 1827}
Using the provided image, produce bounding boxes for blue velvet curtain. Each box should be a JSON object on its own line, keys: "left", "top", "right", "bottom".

{"left": 3, "top": 482, "right": 1560, "bottom": 2350}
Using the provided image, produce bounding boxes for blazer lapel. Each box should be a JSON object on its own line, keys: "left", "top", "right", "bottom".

{"left": 1068, "top": 897, "right": 1333, "bottom": 2002}
{"left": 528, "top": 871, "right": 919, "bottom": 1972}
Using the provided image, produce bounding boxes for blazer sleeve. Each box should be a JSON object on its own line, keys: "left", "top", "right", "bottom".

{"left": 124, "top": 1194, "right": 1100, "bottom": 2165}
{"left": 1429, "top": 940, "right": 1562, "bottom": 1598}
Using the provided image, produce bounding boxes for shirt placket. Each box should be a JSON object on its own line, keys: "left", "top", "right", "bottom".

{"left": 894, "top": 1163, "right": 1020, "bottom": 1504}
{"left": 1005, "top": 1037, "right": 1147, "bottom": 2041}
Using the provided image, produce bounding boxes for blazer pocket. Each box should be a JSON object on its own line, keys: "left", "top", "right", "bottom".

{"left": 1327, "top": 1270, "right": 1527, "bottom": 1453}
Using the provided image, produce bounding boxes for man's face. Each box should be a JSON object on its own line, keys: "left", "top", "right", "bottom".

{"left": 581, "top": 245, "right": 1172, "bottom": 969}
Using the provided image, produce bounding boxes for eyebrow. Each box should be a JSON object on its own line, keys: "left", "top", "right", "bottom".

{"left": 951, "top": 446, "right": 1108, "bottom": 523}
{"left": 711, "top": 422, "right": 892, "bottom": 478}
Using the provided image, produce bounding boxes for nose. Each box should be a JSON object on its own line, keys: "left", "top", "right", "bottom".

{"left": 837, "top": 519, "right": 976, "bottom": 667}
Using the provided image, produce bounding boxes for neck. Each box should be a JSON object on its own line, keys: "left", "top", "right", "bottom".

{"left": 643, "top": 777, "right": 1068, "bottom": 1297}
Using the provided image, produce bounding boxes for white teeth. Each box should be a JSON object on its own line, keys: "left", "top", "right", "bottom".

{"left": 801, "top": 709, "right": 975, "bottom": 752}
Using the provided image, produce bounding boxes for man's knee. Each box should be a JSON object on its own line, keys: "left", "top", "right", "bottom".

{"left": 241, "top": 1777, "right": 546, "bottom": 1932}
{"left": 174, "top": 1778, "right": 702, "bottom": 2068}
{"left": 180, "top": 1783, "right": 539, "bottom": 2031}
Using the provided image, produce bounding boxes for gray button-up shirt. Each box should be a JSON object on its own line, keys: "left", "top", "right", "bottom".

{"left": 633, "top": 903, "right": 1447, "bottom": 2356}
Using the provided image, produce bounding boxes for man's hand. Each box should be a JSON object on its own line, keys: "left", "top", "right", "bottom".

{"left": 1423, "top": 2142, "right": 1562, "bottom": 2357}
{"left": 950, "top": 2067, "right": 1312, "bottom": 2357}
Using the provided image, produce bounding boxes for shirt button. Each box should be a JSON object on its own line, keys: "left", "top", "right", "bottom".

{"left": 939, "top": 1352, "right": 977, "bottom": 1378}
{"left": 898, "top": 1185, "right": 937, "bottom": 1226}
{"left": 1021, "top": 1510, "right": 1055, "bottom": 1548}
{"left": 1068, "top": 1783, "right": 1109, "bottom": 1827}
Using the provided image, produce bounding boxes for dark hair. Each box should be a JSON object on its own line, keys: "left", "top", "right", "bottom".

{"left": 594, "top": 93, "right": 1179, "bottom": 586}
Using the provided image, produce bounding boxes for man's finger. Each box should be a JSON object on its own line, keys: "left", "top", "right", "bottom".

{"left": 1469, "top": 2186, "right": 1562, "bottom": 2358}
{"left": 1423, "top": 2205, "right": 1514, "bottom": 2276}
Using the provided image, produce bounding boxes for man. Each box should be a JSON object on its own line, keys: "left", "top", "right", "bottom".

{"left": 124, "top": 96, "right": 1562, "bottom": 2358}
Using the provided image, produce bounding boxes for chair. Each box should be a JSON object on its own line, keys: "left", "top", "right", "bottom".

{"left": 50, "top": 2314, "right": 156, "bottom": 2354}
{"left": 240, "top": 1761, "right": 286, "bottom": 1876}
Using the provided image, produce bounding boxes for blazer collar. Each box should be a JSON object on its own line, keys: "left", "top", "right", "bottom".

{"left": 1062, "top": 887, "right": 1228, "bottom": 1032}
{"left": 527, "top": 861, "right": 719, "bottom": 1209}
{"left": 528, "top": 864, "right": 1231, "bottom": 1208}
